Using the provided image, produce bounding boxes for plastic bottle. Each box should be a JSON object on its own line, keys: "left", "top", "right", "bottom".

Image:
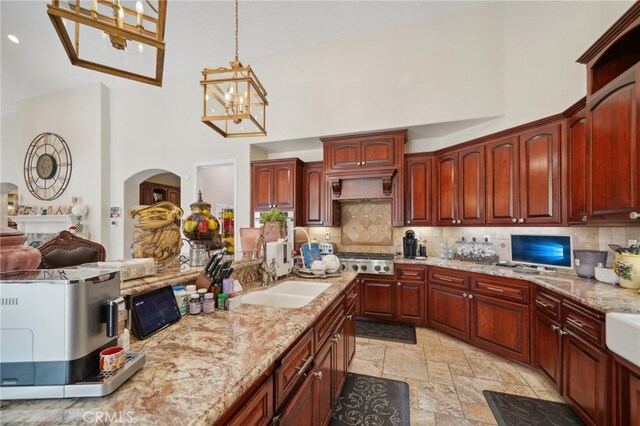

{"left": 203, "top": 293, "right": 215, "bottom": 314}
{"left": 189, "top": 294, "right": 201, "bottom": 315}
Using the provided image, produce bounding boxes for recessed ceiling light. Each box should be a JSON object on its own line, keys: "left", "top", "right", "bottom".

{"left": 7, "top": 34, "right": 20, "bottom": 44}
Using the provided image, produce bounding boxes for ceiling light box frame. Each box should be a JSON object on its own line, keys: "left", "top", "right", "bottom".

{"left": 47, "top": 0, "right": 167, "bottom": 86}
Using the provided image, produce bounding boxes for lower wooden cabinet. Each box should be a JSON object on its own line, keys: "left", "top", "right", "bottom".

{"left": 611, "top": 354, "right": 640, "bottom": 426}
{"left": 227, "top": 376, "right": 274, "bottom": 426}
{"left": 345, "top": 302, "right": 356, "bottom": 365}
{"left": 563, "top": 332, "right": 609, "bottom": 426}
{"left": 534, "top": 312, "right": 563, "bottom": 391}
{"left": 630, "top": 372, "right": 640, "bottom": 426}
{"left": 359, "top": 276, "right": 395, "bottom": 320}
{"left": 314, "top": 336, "right": 336, "bottom": 426}
{"left": 428, "top": 283, "right": 470, "bottom": 341}
{"left": 276, "top": 371, "right": 314, "bottom": 426}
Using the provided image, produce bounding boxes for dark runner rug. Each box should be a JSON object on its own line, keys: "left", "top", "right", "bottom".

{"left": 483, "top": 390, "right": 585, "bottom": 425}
{"left": 355, "top": 319, "right": 417, "bottom": 344}
{"left": 331, "top": 373, "right": 410, "bottom": 426}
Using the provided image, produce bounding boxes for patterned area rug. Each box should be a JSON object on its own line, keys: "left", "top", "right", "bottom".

{"left": 483, "top": 391, "right": 585, "bottom": 425}
{"left": 355, "top": 319, "right": 417, "bottom": 344}
{"left": 331, "top": 373, "right": 410, "bottom": 426}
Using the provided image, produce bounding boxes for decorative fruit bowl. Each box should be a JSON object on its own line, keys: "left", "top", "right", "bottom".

{"left": 182, "top": 191, "right": 220, "bottom": 242}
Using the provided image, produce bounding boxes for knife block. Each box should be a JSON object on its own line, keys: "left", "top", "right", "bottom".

{"left": 195, "top": 272, "right": 214, "bottom": 291}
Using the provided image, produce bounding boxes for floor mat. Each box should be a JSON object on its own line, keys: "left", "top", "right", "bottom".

{"left": 331, "top": 373, "right": 410, "bottom": 426}
{"left": 483, "top": 390, "right": 585, "bottom": 425}
{"left": 355, "top": 319, "right": 417, "bottom": 344}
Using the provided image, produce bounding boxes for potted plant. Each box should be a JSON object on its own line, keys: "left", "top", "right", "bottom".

{"left": 259, "top": 208, "right": 288, "bottom": 242}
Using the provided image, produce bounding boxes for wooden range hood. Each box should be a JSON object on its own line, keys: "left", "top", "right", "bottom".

{"left": 320, "top": 129, "right": 406, "bottom": 226}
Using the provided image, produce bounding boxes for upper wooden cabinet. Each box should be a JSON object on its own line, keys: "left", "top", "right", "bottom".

{"left": 577, "top": 3, "right": 640, "bottom": 224}
{"left": 405, "top": 154, "right": 434, "bottom": 226}
{"left": 323, "top": 133, "right": 397, "bottom": 173}
{"left": 139, "top": 181, "right": 180, "bottom": 206}
{"left": 486, "top": 123, "right": 561, "bottom": 225}
{"left": 302, "top": 162, "right": 324, "bottom": 226}
{"left": 251, "top": 158, "right": 303, "bottom": 221}
{"left": 565, "top": 101, "right": 588, "bottom": 224}
{"left": 435, "top": 146, "right": 485, "bottom": 226}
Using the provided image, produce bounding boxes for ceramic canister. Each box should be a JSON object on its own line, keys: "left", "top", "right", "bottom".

{"left": 0, "top": 226, "right": 41, "bottom": 272}
{"left": 613, "top": 252, "right": 640, "bottom": 289}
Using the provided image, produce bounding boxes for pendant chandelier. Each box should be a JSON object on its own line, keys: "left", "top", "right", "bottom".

{"left": 47, "top": 0, "right": 167, "bottom": 86}
{"left": 200, "top": 0, "right": 268, "bottom": 138}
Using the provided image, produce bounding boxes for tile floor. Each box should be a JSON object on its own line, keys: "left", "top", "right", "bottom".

{"left": 349, "top": 326, "right": 565, "bottom": 425}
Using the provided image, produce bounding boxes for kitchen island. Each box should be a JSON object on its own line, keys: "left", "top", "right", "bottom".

{"left": 0, "top": 272, "right": 357, "bottom": 425}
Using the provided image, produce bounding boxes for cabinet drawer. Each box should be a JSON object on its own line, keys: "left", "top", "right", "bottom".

{"left": 345, "top": 281, "right": 358, "bottom": 308}
{"left": 535, "top": 289, "right": 561, "bottom": 320}
{"left": 428, "top": 269, "right": 468, "bottom": 288}
{"left": 274, "top": 328, "right": 314, "bottom": 409}
{"left": 315, "top": 295, "right": 345, "bottom": 349}
{"left": 562, "top": 300, "right": 605, "bottom": 348}
{"left": 471, "top": 276, "right": 529, "bottom": 304}
{"left": 227, "top": 376, "right": 274, "bottom": 426}
{"left": 396, "top": 265, "right": 426, "bottom": 282}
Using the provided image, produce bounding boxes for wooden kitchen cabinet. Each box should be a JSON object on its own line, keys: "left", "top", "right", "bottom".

{"left": 404, "top": 154, "right": 434, "bottom": 226}
{"left": 226, "top": 376, "right": 274, "bottom": 426}
{"left": 358, "top": 276, "right": 395, "bottom": 321}
{"left": 345, "top": 302, "right": 356, "bottom": 365}
{"left": 428, "top": 283, "right": 470, "bottom": 342}
{"left": 611, "top": 354, "right": 640, "bottom": 426}
{"left": 276, "top": 367, "right": 315, "bottom": 426}
{"left": 435, "top": 146, "right": 485, "bottom": 226}
{"left": 486, "top": 123, "right": 561, "bottom": 225}
{"left": 395, "top": 265, "right": 426, "bottom": 325}
{"left": 323, "top": 133, "right": 397, "bottom": 173}
{"left": 313, "top": 336, "right": 335, "bottom": 426}
{"left": 534, "top": 312, "right": 563, "bottom": 391}
{"left": 139, "top": 182, "right": 180, "bottom": 206}
{"left": 251, "top": 158, "right": 303, "bottom": 215}
{"left": 302, "top": 161, "right": 324, "bottom": 226}
{"left": 563, "top": 332, "right": 609, "bottom": 426}
{"left": 566, "top": 102, "right": 589, "bottom": 224}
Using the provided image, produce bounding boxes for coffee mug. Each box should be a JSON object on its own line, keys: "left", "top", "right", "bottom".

{"left": 99, "top": 346, "right": 125, "bottom": 372}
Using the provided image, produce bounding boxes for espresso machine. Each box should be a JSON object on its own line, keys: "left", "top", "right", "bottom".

{"left": 403, "top": 230, "right": 417, "bottom": 259}
{"left": 0, "top": 268, "right": 146, "bottom": 399}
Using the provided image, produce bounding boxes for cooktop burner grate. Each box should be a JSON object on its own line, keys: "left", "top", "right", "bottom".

{"left": 335, "top": 252, "right": 394, "bottom": 260}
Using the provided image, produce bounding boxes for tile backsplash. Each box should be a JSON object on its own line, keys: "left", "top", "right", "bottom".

{"left": 308, "top": 224, "right": 639, "bottom": 268}
{"left": 339, "top": 201, "right": 393, "bottom": 246}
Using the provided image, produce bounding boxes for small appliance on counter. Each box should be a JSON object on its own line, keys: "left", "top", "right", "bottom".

{"left": 266, "top": 239, "right": 293, "bottom": 277}
{"left": 574, "top": 250, "right": 608, "bottom": 279}
{"left": 0, "top": 268, "right": 145, "bottom": 399}
{"left": 403, "top": 230, "right": 417, "bottom": 259}
{"left": 318, "top": 242, "right": 336, "bottom": 255}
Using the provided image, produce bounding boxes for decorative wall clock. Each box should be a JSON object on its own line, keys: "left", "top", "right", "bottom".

{"left": 23, "top": 132, "right": 72, "bottom": 201}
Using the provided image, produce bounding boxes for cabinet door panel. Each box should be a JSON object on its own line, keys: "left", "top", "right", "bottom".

{"left": 227, "top": 377, "right": 274, "bottom": 426}
{"left": 563, "top": 334, "right": 608, "bottom": 426}
{"left": 589, "top": 80, "right": 639, "bottom": 221}
{"left": 334, "top": 319, "right": 347, "bottom": 404}
{"left": 346, "top": 303, "right": 356, "bottom": 365}
{"left": 272, "top": 164, "right": 295, "bottom": 210}
{"left": 436, "top": 154, "right": 458, "bottom": 225}
{"left": 405, "top": 156, "right": 433, "bottom": 226}
{"left": 459, "top": 147, "right": 485, "bottom": 225}
{"left": 360, "top": 279, "right": 395, "bottom": 320}
{"left": 534, "top": 314, "right": 562, "bottom": 391}
{"left": 253, "top": 166, "right": 274, "bottom": 211}
{"left": 329, "top": 141, "right": 360, "bottom": 170}
{"left": 361, "top": 138, "right": 395, "bottom": 168}
{"left": 486, "top": 137, "right": 519, "bottom": 224}
{"left": 630, "top": 372, "right": 640, "bottom": 426}
{"left": 471, "top": 294, "right": 529, "bottom": 363}
{"left": 567, "top": 113, "right": 588, "bottom": 223}
{"left": 303, "top": 164, "right": 324, "bottom": 226}
{"left": 428, "top": 284, "right": 470, "bottom": 341}
{"left": 277, "top": 370, "right": 314, "bottom": 426}
{"left": 396, "top": 281, "right": 425, "bottom": 325}
{"left": 314, "top": 339, "right": 335, "bottom": 426}
{"left": 519, "top": 125, "right": 561, "bottom": 223}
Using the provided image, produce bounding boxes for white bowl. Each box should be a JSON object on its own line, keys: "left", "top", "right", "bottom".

{"left": 594, "top": 266, "right": 619, "bottom": 285}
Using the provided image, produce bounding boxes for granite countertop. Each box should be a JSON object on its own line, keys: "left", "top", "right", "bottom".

{"left": 0, "top": 272, "right": 357, "bottom": 425}
{"left": 396, "top": 257, "right": 640, "bottom": 314}
{"left": 120, "top": 265, "right": 202, "bottom": 295}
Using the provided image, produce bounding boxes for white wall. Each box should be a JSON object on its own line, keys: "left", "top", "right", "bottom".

{"left": 198, "top": 164, "right": 234, "bottom": 209}
{"left": 0, "top": 83, "right": 110, "bottom": 250}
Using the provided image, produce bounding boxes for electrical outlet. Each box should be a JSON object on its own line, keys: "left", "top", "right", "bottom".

{"left": 629, "top": 239, "right": 638, "bottom": 246}
{"left": 483, "top": 234, "right": 491, "bottom": 243}
{"left": 324, "top": 232, "right": 331, "bottom": 241}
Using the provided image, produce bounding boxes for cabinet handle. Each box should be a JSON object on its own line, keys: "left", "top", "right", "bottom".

{"left": 518, "top": 218, "right": 525, "bottom": 224}
{"left": 349, "top": 292, "right": 358, "bottom": 300}
{"left": 468, "top": 294, "right": 474, "bottom": 299}
{"left": 332, "top": 333, "right": 341, "bottom": 342}
{"left": 295, "top": 357, "right": 313, "bottom": 376}
{"left": 272, "top": 414, "right": 282, "bottom": 425}
{"left": 559, "top": 329, "right": 568, "bottom": 336}
{"left": 551, "top": 324, "right": 560, "bottom": 332}
{"left": 346, "top": 314, "right": 353, "bottom": 320}
{"left": 630, "top": 212, "right": 640, "bottom": 219}
{"left": 581, "top": 215, "right": 587, "bottom": 222}
{"left": 512, "top": 218, "right": 517, "bottom": 223}
{"left": 536, "top": 300, "right": 551, "bottom": 309}
{"left": 313, "top": 371, "right": 323, "bottom": 380}
{"left": 566, "top": 317, "right": 587, "bottom": 329}
{"left": 486, "top": 286, "right": 504, "bottom": 293}
{"left": 439, "top": 276, "right": 452, "bottom": 282}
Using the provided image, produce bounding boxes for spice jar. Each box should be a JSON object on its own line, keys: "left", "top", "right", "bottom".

{"left": 203, "top": 293, "right": 215, "bottom": 314}
{"left": 189, "top": 294, "right": 202, "bottom": 315}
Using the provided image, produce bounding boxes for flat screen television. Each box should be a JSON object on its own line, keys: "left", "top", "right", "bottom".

{"left": 510, "top": 234, "right": 573, "bottom": 269}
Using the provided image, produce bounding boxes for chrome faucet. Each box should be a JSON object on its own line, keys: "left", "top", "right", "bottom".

{"left": 252, "top": 234, "right": 266, "bottom": 262}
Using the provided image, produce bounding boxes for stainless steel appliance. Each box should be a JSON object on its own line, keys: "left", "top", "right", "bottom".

{"left": 0, "top": 268, "right": 145, "bottom": 399}
{"left": 336, "top": 252, "right": 394, "bottom": 275}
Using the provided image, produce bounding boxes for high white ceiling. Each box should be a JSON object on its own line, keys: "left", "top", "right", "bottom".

{"left": 1, "top": 0, "right": 483, "bottom": 114}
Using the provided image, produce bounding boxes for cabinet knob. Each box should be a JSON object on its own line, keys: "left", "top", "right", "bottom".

{"left": 581, "top": 215, "right": 587, "bottom": 222}
{"left": 457, "top": 220, "right": 461, "bottom": 224}
{"left": 551, "top": 324, "right": 560, "bottom": 332}
{"left": 319, "top": 221, "right": 323, "bottom": 224}
{"left": 452, "top": 220, "right": 456, "bottom": 224}
{"left": 313, "top": 371, "right": 323, "bottom": 380}
{"left": 518, "top": 218, "right": 525, "bottom": 224}
{"left": 407, "top": 220, "right": 411, "bottom": 224}
{"left": 512, "top": 218, "right": 517, "bottom": 223}
{"left": 397, "top": 282, "right": 401, "bottom": 286}
{"left": 346, "top": 314, "right": 353, "bottom": 320}
{"left": 468, "top": 294, "right": 474, "bottom": 299}
{"left": 463, "top": 292, "right": 468, "bottom": 297}
{"left": 362, "top": 161, "right": 366, "bottom": 166}
{"left": 356, "top": 162, "right": 361, "bottom": 166}
{"left": 630, "top": 212, "right": 640, "bottom": 219}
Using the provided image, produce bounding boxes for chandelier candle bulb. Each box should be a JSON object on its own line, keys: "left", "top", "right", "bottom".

{"left": 135, "top": 1, "right": 144, "bottom": 27}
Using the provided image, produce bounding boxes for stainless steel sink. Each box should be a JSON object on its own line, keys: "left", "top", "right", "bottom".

{"left": 241, "top": 280, "right": 331, "bottom": 308}
{"left": 606, "top": 312, "right": 640, "bottom": 367}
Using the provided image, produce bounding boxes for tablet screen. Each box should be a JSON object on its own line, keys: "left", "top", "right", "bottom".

{"left": 131, "top": 285, "right": 181, "bottom": 339}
